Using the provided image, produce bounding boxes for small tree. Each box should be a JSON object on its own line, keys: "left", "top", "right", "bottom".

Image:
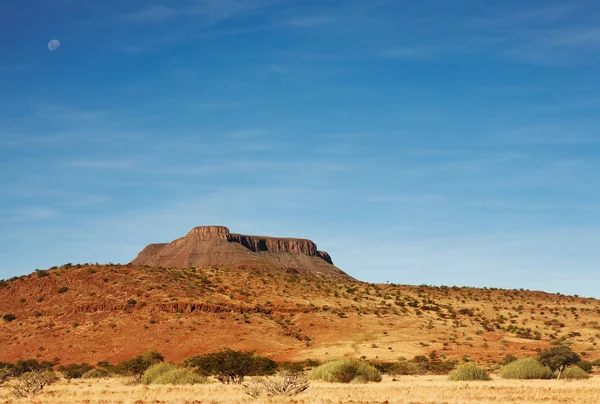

{"left": 183, "top": 350, "right": 275, "bottom": 384}
{"left": 537, "top": 346, "right": 581, "bottom": 379}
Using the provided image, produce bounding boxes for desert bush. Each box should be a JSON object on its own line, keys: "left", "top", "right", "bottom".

{"left": 310, "top": 359, "right": 381, "bottom": 383}
{"left": 448, "top": 362, "right": 490, "bottom": 381}
{"left": 592, "top": 358, "right": 600, "bottom": 367}
{"left": 141, "top": 363, "right": 178, "bottom": 384}
{"left": 183, "top": 349, "right": 276, "bottom": 384}
{"left": 58, "top": 363, "right": 95, "bottom": 379}
{"left": 82, "top": 368, "right": 111, "bottom": 378}
{"left": 153, "top": 368, "right": 205, "bottom": 385}
{"left": 2, "top": 313, "right": 16, "bottom": 322}
{"left": 562, "top": 365, "right": 590, "bottom": 380}
{"left": 500, "top": 358, "right": 553, "bottom": 380}
{"left": 12, "top": 371, "right": 58, "bottom": 398}
{"left": 244, "top": 371, "right": 309, "bottom": 397}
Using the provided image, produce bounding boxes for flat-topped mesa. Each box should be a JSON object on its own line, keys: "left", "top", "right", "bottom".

{"left": 184, "top": 226, "right": 333, "bottom": 263}
{"left": 132, "top": 226, "right": 340, "bottom": 271}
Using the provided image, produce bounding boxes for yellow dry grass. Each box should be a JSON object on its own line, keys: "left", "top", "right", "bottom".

{"left": 2, "top": 375, "right": 600, "bottom": 404}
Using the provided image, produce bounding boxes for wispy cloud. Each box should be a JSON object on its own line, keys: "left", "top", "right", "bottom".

{"left": 11, "top": 207, "right": 59, "bottom": 222}
{"left": 282, "top": 15, "right": 334, "bottom": 28}
{"left": 492, "top": 125, "right": 599, "bottom": 146}
{"left": 114, "top": 0, "right": 285, "bottom": 25}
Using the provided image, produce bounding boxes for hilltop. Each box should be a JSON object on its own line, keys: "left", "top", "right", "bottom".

{"left": 0, "top": 226, "right": 599, "bottom": 367}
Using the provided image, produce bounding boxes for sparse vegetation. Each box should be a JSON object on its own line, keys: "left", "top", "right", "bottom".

{"left": 310, "top": 359, "right": 382, "bottom": 383}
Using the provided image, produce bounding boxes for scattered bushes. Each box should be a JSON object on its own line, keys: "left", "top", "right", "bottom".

{"left": 244, "top": 371, "right": 309, "bottom": 398}
{"left": 500, "top": 358, "right": 553, "bottom": 380}
{"left": 562, "top": 365, "right": 590, "bottom": 380}
{"left": 310, "top": 359, "right": 381, "bottom": 383}
{"left": 183, "top": 349, "right": 276, "bottom": 384}
{"left": 448, "top": 363, "right": 490, "bottom": 381}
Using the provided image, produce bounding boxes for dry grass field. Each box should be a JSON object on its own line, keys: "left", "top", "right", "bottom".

{"left": 1, "top": 376, "right": 600, "bottom": 404}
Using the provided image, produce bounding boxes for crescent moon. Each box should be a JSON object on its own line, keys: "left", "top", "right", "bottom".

{"left": 48, "top": 39, "right": 61, "bottom": 52}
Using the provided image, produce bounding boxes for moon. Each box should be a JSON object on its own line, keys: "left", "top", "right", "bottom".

{"left": 48, "top": 39, "right": 61, "bottom": 52}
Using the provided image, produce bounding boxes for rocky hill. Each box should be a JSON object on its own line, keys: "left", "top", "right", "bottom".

{"left": 131, "top": 226, "right": 345, "bottom": 277}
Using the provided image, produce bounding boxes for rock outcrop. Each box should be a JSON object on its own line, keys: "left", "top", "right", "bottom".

{"left": 131, "top": 226, "right": 345, "bottom": 276}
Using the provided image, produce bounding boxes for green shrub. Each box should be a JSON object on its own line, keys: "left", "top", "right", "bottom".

{"left": 500, "top": 358, "right": 553, "bottom": 380}
{"left": 592, "top": 358, "right": 600, "bottom": 367}
{"left": 58, "top": 363, "right": 95, "bottom": 379}
{"left": 153, "top": 369, "right": 205, "bottom": 385}
{"left": 141, "top": 363, "right": 178, "bottom": 384}
{"left": 310, "top": 359, "right": 382, "bottom": 383}
{"left": 577, "top": 360, "right": 593, "bottom": 373}
{"left": 82, "top": 368, "right": 111, "bottom": 378}
{"left": 57, "top": 287, "right": 69, "bottom": 294}
{"left": 448, "top": 362, "right": 490, "bottom": 381}
{"left": 562, "top": 365, "right": 590, "bottom": 380}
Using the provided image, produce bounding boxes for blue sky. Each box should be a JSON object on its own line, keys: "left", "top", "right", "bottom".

{"left": 1, "top": 0, "right": 600, "bottom": 297}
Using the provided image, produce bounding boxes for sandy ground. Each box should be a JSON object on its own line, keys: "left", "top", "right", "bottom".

{"left": 1, "top": 375, "right": 600, "bottom": 404}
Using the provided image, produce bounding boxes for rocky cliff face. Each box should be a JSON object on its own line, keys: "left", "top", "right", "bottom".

{"left": 131, "top": 226, "right": 343, "bottom": 276}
